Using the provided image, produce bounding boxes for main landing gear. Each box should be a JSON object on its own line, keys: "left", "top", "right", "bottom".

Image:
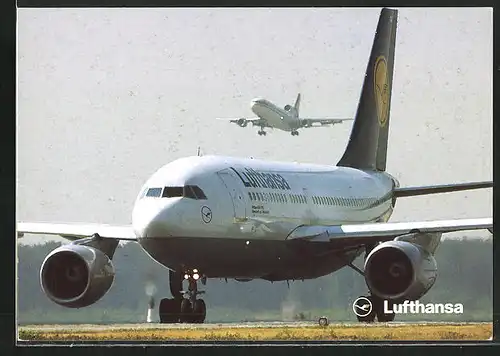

{"left": 348, "top": 243, "right": 396, "bottom": 323}
{"left": 159, "top": 269, "right": 207, "bottom": 323}
{"left": 353, "top": 295, "right": 395, "bottom": 323}
{"left": 258, "top": 129, "right": 267, "bottom": 136}
{"left": 291, "top": 130, "right": 299, "bottom": 136}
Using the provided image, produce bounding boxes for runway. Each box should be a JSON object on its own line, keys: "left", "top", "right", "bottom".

{"left": 20, "top": 320, "right": 489, "bottom": 331}
{"left": 18, "top": 321, "right": 493, "bottom": 341}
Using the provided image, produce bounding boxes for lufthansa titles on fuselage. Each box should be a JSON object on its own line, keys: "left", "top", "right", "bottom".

{"left": 230, "top": 167, "right": 291, "bottom": 190}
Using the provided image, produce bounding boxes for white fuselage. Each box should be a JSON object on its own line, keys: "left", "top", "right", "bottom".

{"left": 132, "top": 155, "right": 396, "bottom": 242}
{"left": 250, "top": 98, "right": 298, "bottom": 131}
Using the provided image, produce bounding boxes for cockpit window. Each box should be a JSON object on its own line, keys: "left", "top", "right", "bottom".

{"left": 190, "top": 185, "right": 207, "bottom": 200}
{"left": 161, "top": 185, "right": 207, "bottom": 200}
{"left": 146, "top": 187, "right": 162, "bottom": 197}
{"left": 163, "top": 187, "right": 183, "bottom": 198}
{"left": 183, "top": 186, "right": 197, "bottom": 199}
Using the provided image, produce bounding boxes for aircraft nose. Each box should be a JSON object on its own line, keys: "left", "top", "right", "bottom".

{"left": 250, "top": 98, "right": 265, "bottom": 113}
{"left": 251, "top": 98, "right": 264, "bottom": 106}
{"left": 133, "top": 203, "right": 171, "bottom": 238}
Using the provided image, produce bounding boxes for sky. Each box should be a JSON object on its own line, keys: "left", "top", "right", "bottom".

{"left": 17, "top": 7, "right": 492, "bottom": 244}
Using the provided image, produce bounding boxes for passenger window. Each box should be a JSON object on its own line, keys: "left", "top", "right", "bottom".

{"left": 146, "top": 187, "right": 162, "bottom": 198}
{"left": 248, "top": 192, "right": 253, "bottom": 201}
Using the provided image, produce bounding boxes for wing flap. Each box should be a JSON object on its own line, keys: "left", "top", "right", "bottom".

{"left": 287, "top": 218, "right": 492, "bottom": 244}
{"left": 17, "top": 222, "right": 137, "bottom": 241}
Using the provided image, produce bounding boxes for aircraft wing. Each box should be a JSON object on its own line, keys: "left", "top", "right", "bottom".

{"left": 287, "top": 218, "right": 492, "bottom": 247}
{"left": 301, "top": 118, "right": 353, "bottom": 127}
{"left": 216, "top": 117, "right": 268, "bottom": 128}
{"left": 17, "top": 222, "right": 137, "bottom": 241}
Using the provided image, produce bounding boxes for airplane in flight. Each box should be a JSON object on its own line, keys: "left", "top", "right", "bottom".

{"left": 18, "top": 8, "right": 492, "bottom": 325}
{"left": 217, "top": 93, "right": 353, "bottom": 136}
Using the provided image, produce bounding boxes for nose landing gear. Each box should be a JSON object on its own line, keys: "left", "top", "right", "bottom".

{"left": 159, "top": 269, "right": 207, "bottom": 324}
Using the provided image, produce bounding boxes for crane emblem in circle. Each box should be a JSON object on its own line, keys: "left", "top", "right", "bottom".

{"left": 201, "top": 206, "right": 212, "bottom": 223}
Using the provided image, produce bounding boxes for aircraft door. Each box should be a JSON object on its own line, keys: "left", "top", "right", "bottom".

{"left": 217, "top": 169, "right": 247, "bottom": 220}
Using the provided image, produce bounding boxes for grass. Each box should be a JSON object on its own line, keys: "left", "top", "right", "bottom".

{"left": 18, "top": 323, "right": 493, "bottom": 341}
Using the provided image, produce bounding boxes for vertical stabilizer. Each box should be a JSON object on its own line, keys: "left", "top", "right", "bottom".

{"left": 337, "top": 8, "right": 398, "bottom": 171}
{"left": 294, "top": 93, "right": 301, "bottom": 113}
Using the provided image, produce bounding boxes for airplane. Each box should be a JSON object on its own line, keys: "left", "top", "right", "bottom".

{"left": 17, "top": 8, "right": 492, "bottom": 325}
{"left": 217, "top": 93, "right": 353, "bottom": 136}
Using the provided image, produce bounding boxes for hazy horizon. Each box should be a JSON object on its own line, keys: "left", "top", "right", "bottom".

{"left": 17, "top": 7, "right": 492, "bottom": 244}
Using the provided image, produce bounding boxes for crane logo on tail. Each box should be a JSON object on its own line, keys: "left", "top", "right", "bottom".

{"left": 374, "top": 55, "right": 390, "bottom": 127}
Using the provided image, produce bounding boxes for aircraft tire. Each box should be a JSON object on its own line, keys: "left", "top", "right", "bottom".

{"left": 159, "top": 298, "right": 181, "bottom": 323}
{"left": 180, "top": 299, "right": 194, "bottom": 323}
{"left": 375, "top": 298, "right": 395, "bottom": 322}
{"left": 192, "top": 299, "right": 206, "bottom": 323}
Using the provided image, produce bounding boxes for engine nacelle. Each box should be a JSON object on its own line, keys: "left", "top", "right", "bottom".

{"left": 40, "top": 244, "right": 115, "bottom": 308}
{"left": 301, "top": 119, "right": 312, "bottom": 127}
{"left": 284, "top": 104, "right": 292, "bottom": 111}
{"left": 364, "top": 240, "right": 437, "bottom": 301}
{"left": 237, "top": 118, "right": 248, "bottom": 127}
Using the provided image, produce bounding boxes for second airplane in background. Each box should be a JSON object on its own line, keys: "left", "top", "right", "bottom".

{"left": 217, "top": 93, "right": 353, "bottom": 136}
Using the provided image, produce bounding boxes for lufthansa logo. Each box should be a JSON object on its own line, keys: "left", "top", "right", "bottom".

{"left": 201, "top": 206, "right": 212, "bottom": 224}
{"left": 374, "top": 56, "right": 390, "bottom": 127}
{"left": 352, "top": 297, "right": 373, "bottom": 317}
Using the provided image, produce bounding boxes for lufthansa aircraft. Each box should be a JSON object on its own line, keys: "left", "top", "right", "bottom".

{"left": 217, "top": 93, "right": 352, "bottom": 136}
{"left": 17, "top": 8, "right": 492, "bottom": 324}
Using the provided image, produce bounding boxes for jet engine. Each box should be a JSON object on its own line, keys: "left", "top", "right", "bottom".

{"left": 40, "top": 244, "right": 115, "bottom": 308}
{"left": 300, "top": 119, "right": 312, "bottom": 127}
{"left": 237, "top": 118, "right": 248, "bottom": 127}
{"left": 364, "top": 240, "right": 437, "bottom": 301}
{"left": 284, "top": 104, "right": 292, "bottom": 111}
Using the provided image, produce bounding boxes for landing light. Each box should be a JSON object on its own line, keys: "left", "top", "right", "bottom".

{"left": 193, "top": 269, "right": 198, "bottom": 273}
{"left": 193, "top": 273, "right": 200, "bottom": 280}
{"left": 184, "top": 274, "right": 189, "bottom": 280}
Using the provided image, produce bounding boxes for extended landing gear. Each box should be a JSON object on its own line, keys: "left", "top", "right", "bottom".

{"left": 159, "top": 269, "right": 207, "bottom": 324}
{"left": 353, "top": 295, "right": 395, "bottom": 323}
{"left": 291, "top": 130, "right": 299, "bottom": 136}
{"left": 347, "top": 243, "right": 396, "bottom": 323}
{"left": 258, "top": 130, "right": 267, "bottom": 136}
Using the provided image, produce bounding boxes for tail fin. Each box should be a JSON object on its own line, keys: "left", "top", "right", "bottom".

{"left": 337, "top": 8, "right": 398, "bottom": 172}
{"left": 294, "top": 93, "right": 301, "bottom": 113}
